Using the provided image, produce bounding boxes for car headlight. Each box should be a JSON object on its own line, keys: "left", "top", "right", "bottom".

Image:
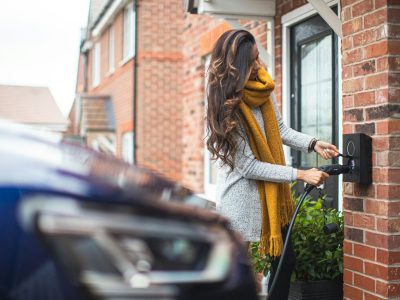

{"left": 20, "top": 196, "right": 234, "bottom": 298}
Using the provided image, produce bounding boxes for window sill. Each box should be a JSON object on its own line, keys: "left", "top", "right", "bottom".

{"left": 106, "top": 68, "right": 115, "bottom": 77}
{"left": 196, "top": 192, "right": 216, "bottom": 203}
{"left": 119, "top": 54, "right": 134, "bottom": 67}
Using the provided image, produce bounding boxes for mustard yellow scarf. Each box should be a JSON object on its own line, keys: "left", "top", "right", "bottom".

{"left": 239, "top": 66, "right": 294, "bottom": 257}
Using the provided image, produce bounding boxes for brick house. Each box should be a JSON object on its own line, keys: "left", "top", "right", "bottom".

{"left": 70, "top": 0, "right": 400, "bottom": 298}
{"left": 69, "top": 0, "right": 135, "bottom": 159}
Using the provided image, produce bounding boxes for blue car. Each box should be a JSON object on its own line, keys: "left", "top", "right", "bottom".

{"left": 0, "top": 122, "right": 257, "bottom": 300}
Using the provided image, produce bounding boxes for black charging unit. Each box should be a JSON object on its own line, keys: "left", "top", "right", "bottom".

{"left": 342, "top": 133, "right": 372, "bottom": 185}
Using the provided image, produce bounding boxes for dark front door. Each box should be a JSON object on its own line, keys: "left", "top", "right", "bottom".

{"left": 290, "top": 11, "right": 339, "bottom": 209}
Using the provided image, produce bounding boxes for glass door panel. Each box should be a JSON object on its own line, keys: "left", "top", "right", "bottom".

{"left": 300, "top": 34, "right": 333, "bottom": 168}
{"left": 290, "top": 11, "right": 339, "bottom": 209}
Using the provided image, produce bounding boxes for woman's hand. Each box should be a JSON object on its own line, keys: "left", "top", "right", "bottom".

{"left": 314, "top": 141, "right": 339, "bottom": 160}
{"left": 297, "top": 168, "right": 329, "bottom": 186}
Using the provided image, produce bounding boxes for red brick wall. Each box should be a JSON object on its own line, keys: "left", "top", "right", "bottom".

{"left": 341, "top": 0, "right": 400, "bottom": 299}
{"left": 86, "top": 10, "right": 133, "bottom": 158}
{"left": 75, "top": 52, "right": 86, "bottom": 94}
{"left": 68, "top": 52, "right": 85, "bottom": 136}
{"left": 135, "top": 0, "right": 184, "bottom": 182}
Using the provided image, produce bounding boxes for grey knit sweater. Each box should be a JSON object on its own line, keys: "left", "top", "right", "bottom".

{"left": 216, "top": 93, "right": 315, "bottom": 242}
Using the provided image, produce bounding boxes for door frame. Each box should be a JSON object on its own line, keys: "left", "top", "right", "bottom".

{"left": 281, "top": 0, "right": 343, "bottom": 210}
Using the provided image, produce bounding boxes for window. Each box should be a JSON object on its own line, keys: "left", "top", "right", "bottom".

{"left": 92, "top": 42, "right": 101, "bottom": 87}
{"left": 123, "top": 2, "right": 135, "bottom": 60}
{"left": 122, "top": 132, "right": 134, "bottom": 164}
{"left": 203, "top": 55, "right": 217, "bottom": 201}
{"left": 108, "top": 26, "right": 115, "bottom": 73}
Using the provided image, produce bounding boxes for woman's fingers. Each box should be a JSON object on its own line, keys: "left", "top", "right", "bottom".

{"left": 317, "top": 171, "right": 329, "bottom": 185}
{"left": 326, "top": 145, "right": 339, "bottom": 157}
{"left": 307, "top": 168, "right": 329, "bottom": 185}
{"left": 320, "top": 149, "right": 330, "bottom": 160}
{"left": 329, "top": 144, "right": 340, "bottom": 153}
{"left": 314, "top": 141, "right": 340, "bottom": 159}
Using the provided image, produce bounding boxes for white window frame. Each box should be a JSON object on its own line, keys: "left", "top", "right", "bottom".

{"left": 92, "top": 42, "right": 101, "bottom": 87}
{"left": 122, "top": 131, "right": 134, "bottom": 164}
{"left": 122, "top": 2, "right": 135, "bottom": 62}
{"left": 108, "top": 26, "right": 115, "bottom": 74}
{"left": 202, "top": 55, "right": 217, "bottom": 202}
{"left": 281, "top": 0, "right": 342, "bottom": 209}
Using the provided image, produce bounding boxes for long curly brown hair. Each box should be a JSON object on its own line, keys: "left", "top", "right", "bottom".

{"left": 206, "top": 29, "right": 256, "bottom": 172}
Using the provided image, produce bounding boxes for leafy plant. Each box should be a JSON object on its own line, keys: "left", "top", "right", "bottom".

{"left": 250, "top": 185, "right": 344, "bottom": 282}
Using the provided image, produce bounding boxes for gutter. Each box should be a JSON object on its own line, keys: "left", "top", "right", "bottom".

{"left": 133, "top": 0, "right": 138, "bottom": 164}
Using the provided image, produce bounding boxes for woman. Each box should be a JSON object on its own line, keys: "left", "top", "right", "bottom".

{"left": 205, "top": 29, "right": 339, "bottom": 299}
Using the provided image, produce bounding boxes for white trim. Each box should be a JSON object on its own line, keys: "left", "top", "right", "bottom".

{"left": 336, "top": 0, "right": 343, "bottom": 211}
{"left": 92, "top": 0, "right": 130, "bottom": 38}
{"left": 281, "top": 0, "right": 338, "bottom": 26}
{"left": 281, "top": 19, "right": 292, "bottom": 163}
{"left": 82, "top": 41, "right": 93, "bottom": 52}
{"left": 203, "top": 55, "right": 217, "bottom": 202}
{"left": 123, "top": 2, "right": 135, "bottom": 61}
{"left": 119, "top": 55, "right": 133, "bottom": 67}
{"left": 92, "top": 42, "right": 101, "bottom": 87}
{"left": 307, "top": 0, "right": 343, "bottom": 38}
{"left": 281, "top": 0, "right": 343, "bottom": 210}
{"left": 122, "top": 132, "right": 134, "bottom": 163}
{"left": 108, "top": 26, "right": 115, "bottom": 74}
{"left": 266, "top": 19, "right": 275, "bottom": 79}
{"left": 98, "top": 135, "right": 116, "bottom": 155}
{"left": 198, "top": 0, "right": 276, "bottom": 18}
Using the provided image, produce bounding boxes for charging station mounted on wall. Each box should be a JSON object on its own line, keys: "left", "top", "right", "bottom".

{"left": 342, "top": 133, "right": 372, "bottom": 185}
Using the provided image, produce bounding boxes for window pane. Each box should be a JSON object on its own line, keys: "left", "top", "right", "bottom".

{"left": 122, "top": 132, "right": 134, "bottom": 164}
{"left": 92, "top": 42, "right": 101, "bottom": 86}
{"left": 123, "top": 3, "right": 135, "bottom": 59}
{"left": 300, "top": 35, "right": 332, "bottom": 167}
{"left": 209, "top": 160, "right": 217, "bottom": 185}
{"left": 203, "top": 55, "right": 216, "bottom": 200}
{"left": 108, "top": 26, "right": 115, "bottom": 72}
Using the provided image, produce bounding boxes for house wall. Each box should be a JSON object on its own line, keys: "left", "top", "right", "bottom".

{"left": 135, "top": 0, "right": 185, "bottom": 182}
{"left": 341, "top": 0, "right": 400, "bottom": 299}
{"left": 86, "top": 10, "right": 134, "bottom": 157}
{"left": 67, "top": 101, "right": 78, "bottom": 136}
{"left": 68, "top": 51, "right": 86, "bottom": 136}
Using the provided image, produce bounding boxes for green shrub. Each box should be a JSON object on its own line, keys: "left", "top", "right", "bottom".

{"left": 250, "top": 185, "right": 344, "bottom": 282}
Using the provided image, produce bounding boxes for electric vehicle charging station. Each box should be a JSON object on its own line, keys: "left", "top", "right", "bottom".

{"left": 342, "top": 133, "right": 372, "bottom": 185}
{"left": 267, "top": 133, "right": 372, "bottom": 299}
